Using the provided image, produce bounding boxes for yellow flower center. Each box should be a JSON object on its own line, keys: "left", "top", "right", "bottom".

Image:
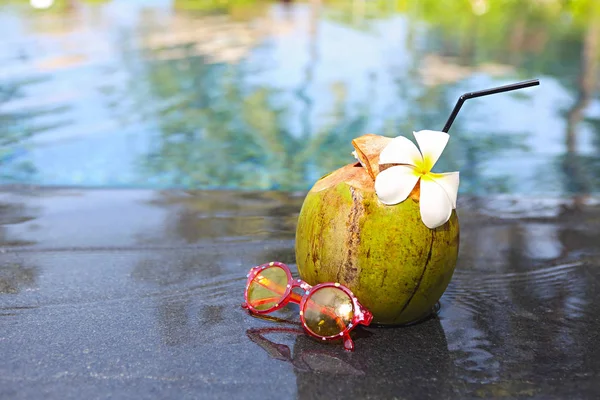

{"left": 413, "top": 157, "right": 433, "bottom": 177}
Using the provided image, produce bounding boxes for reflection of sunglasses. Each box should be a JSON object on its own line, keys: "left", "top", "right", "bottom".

{"left": 242, "top": 261, "right": 373, "bottom": 351}
{"left": 246, "top": 327, "right": 365, "bottom": 375}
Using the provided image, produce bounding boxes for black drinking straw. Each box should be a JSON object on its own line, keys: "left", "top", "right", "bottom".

{"left": 442, "top": 79, "right": 540, "bottom": 133}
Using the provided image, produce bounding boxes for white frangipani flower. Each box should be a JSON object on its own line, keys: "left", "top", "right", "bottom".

{"left": 374, "top": 130, "right": 459, "bottom": 229}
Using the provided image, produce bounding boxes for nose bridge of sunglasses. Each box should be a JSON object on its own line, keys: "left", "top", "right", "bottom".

{"left": 278, "top": 278, "right": 311, "bottom": 305}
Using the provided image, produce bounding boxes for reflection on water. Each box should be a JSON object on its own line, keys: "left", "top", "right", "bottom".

{"left": 247, "top": 316, "right": 454, "bottom": 397}
{"left": 0, "top": 0, "right": 599, "bottom": 194}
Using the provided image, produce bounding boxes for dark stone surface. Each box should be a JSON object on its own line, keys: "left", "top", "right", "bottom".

{"left": 1, "top": 189, "right": 600, "bottom": 399}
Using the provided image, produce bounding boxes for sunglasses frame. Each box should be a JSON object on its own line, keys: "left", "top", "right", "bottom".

{"left": 242, "top": 261, "right": 373, "bottom": 351}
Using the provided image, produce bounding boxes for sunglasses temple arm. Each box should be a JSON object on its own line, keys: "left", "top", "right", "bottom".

{"left": 250, "top": 278, "right": 303, "bottom": 304}
{"left": 248, "top": 292, "right": 303, "bottom": 308}
{"left": 288, "top": 291, "right": 303, "bottom": 304}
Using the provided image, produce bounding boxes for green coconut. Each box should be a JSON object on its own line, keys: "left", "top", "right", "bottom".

{"left": 295, "top": 134, "right": 459, "bottom": 325}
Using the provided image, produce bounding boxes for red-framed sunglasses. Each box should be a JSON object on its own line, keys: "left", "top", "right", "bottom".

{"left": 242, "top": 261, "right": 373, "bottom": 351}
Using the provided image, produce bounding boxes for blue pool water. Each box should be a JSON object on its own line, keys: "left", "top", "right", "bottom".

{"left": 1, "top": 0, "right": 599, "bottom": 195}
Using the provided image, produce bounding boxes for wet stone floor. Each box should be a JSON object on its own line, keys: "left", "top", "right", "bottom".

{"left": 1, "top": 189, "right": 600, "bottom": 399}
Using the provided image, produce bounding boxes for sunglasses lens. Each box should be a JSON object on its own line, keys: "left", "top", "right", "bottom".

{"left": 303, "top": 287, "right": 353, "bottom": 337}
{"left": 247, "top": 266, "right": 288, "bottom": 311}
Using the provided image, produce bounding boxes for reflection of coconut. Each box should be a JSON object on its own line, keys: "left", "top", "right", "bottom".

{"left": 292, "top": 317, "right": 453, "bottom": 398}
{"left": 296, "top": 134, "right": 459, "bottom": 325}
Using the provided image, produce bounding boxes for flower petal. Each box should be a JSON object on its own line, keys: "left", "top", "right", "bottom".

{"left": 430, "top": 172, "right": 459, "bottom": 209}
{"left": 413, "top": 130, "right": 449, "bottom": 171}
{"left": 375, "top": 165, "right": 420, "bottom": 205}
{"left": 378, "top": 136, "right": 423, "bottom": 167}
{"left": 419, "top": 176, "right": 453, "bottom": 229}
